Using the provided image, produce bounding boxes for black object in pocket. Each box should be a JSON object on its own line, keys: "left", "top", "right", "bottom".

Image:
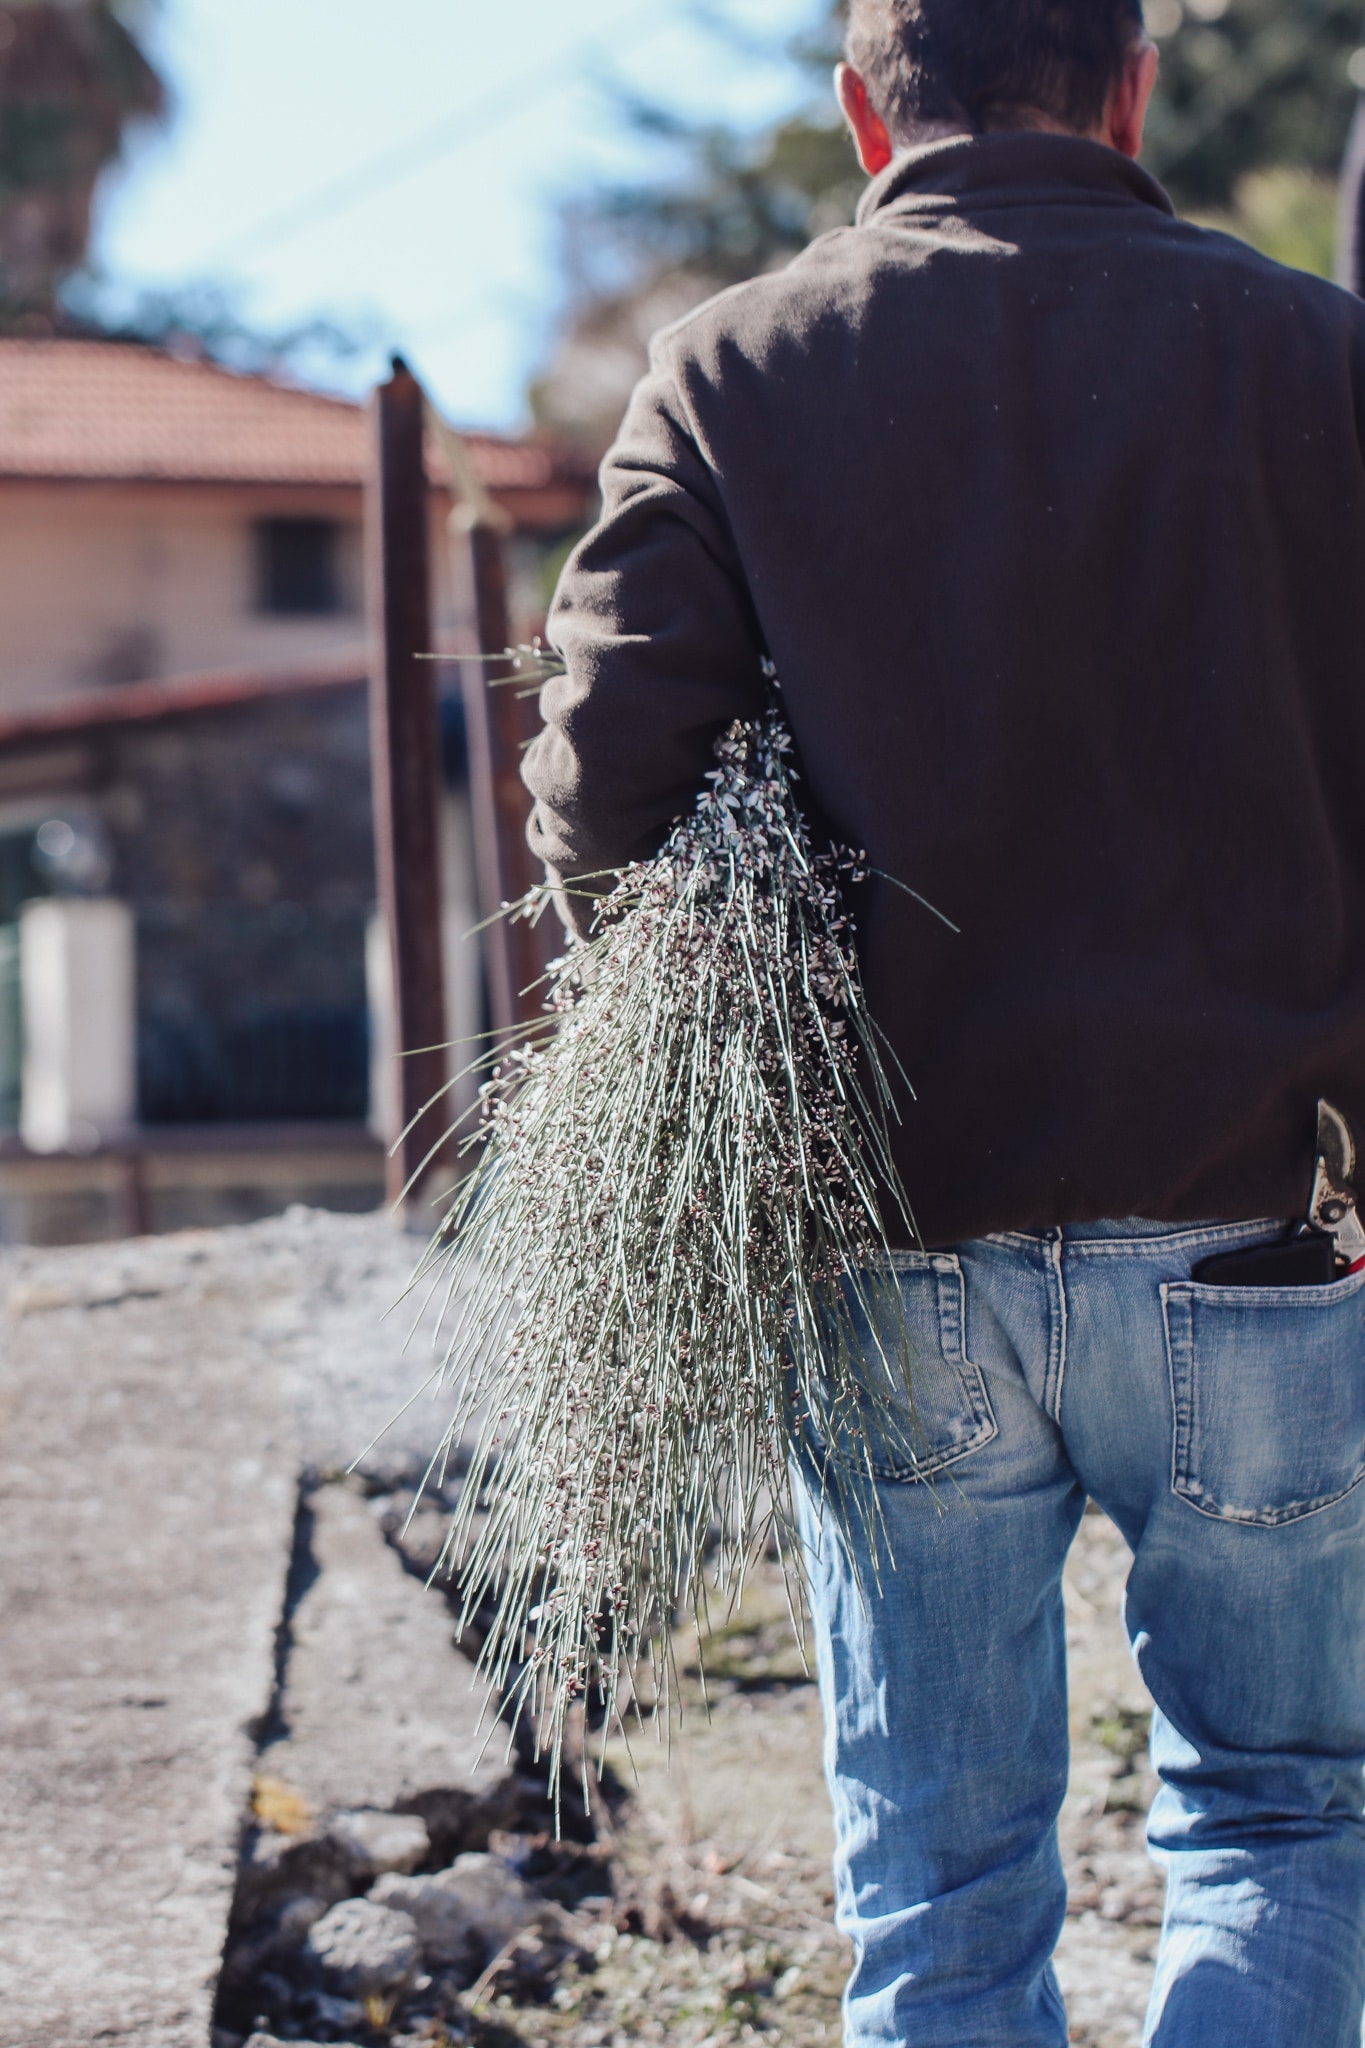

{"left": 1192, "top": 1234, "right": 1337, "bottom": 1288}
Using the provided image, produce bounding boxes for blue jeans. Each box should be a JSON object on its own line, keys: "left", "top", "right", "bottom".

{"left": 795, "top": 1219, "right": 1365, "bottom": 2047}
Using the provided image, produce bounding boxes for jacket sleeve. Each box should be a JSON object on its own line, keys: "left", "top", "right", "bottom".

{"left": 522, "top": 343, "right": 766, "bottom": 932}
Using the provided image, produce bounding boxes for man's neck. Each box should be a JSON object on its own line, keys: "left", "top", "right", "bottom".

{"left": 892, "top": 110, "right": 1105, "bottom": 155}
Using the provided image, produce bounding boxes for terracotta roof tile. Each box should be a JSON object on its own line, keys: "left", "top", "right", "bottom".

{"left": 0, "top": 338, "right": 594, "bottom": 499}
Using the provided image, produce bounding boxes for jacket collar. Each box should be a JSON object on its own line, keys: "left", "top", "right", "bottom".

{"left": 856, "top": 131, "right": 1176, "bottom": 228}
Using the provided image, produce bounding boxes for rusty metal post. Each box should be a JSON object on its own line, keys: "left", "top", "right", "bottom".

{"left": 460, "top": 523, "right": 555, "bottom": 1038}
{"left": 366, "top": 356, "right": 448, "bottom": 1207}
{"left": 113, "top": 1147, "right": 149, "bottom": 1239}
{"left": 423, "top": 398, "right": 559, "bottom": 1038}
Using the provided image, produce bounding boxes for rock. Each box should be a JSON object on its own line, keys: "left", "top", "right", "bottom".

{"left": 327, "top": 1808, "right": 430, "bottom": 1878}
{"left": 304, "top": 1896, "right": 421, "bottom": 1997}
{"left": 235, "top": 1787, "right": 527, "bottom": 1930}
{"left": 370, "top": 1852, "right": 546, "bottom": 1967}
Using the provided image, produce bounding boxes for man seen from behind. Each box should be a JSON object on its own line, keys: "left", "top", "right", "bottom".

{"left": 524, "top": 2, "right": 1365, "bottom": 2039}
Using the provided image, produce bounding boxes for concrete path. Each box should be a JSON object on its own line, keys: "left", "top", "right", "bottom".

{"left": 0, "top": 1208, "right": 1162, "bottom": 2048}
{"left": 255, "top": 1479, "right": 511, "bottom": 1820}
{"left": 0, "top": 1209, "right": 452, "bottom": 2048}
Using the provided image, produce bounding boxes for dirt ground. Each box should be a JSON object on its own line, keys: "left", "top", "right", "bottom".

{"left": 450, "top": 1504, "right": 1158, "bottom": 2048}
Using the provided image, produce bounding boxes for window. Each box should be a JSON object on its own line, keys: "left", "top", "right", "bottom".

{"left": 255, "top": 517, "right": 342, "bottom": 617}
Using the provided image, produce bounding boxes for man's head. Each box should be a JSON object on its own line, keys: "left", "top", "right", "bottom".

{"left": 838, "top": 0, "right": 1158, "bottom": 173}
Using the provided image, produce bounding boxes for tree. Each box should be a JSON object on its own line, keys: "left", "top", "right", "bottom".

{"left": 0, "top": 0, "right": 165, "bottom": 325}
{"left": 1143, "top": 0, "right": 1360, "bottom": 278}
{"left": 1143, "top": 0, "right": 1361, "bottom": 208}
{"left": 533, "top": 0, "right": 1364, "bottom": 449}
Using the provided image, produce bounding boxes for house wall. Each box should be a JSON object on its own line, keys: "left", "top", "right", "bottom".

{"left": 0, "top": 481, "right": 475, "bottom": 711}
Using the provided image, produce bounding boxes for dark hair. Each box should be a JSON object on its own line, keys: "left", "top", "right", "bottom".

{"left": 845, "top": 0, "right": 1145, "bottom": 141}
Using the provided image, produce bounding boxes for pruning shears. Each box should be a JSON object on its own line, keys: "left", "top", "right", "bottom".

{"left": 1308, "top": 1099, "right": 1365, "bottom": 1273}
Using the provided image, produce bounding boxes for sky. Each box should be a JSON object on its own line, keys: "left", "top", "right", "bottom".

{"left": 90, "top": 0, "right": 826, "bottom": 430}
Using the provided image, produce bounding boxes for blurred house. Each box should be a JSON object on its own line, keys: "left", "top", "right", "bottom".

{"left": 0, "top": 337, "right": 596, "bottom": 1242}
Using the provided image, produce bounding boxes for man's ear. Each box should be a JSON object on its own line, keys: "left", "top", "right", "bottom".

{"left": 1103, "top": 39, "right": 1160, "bottom": 160}
{"left": 836, "top": 62, "right": 895, "bottom": 176}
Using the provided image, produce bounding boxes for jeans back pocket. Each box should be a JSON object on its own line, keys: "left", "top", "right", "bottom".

{"left": 1162, "top": 1268, "right": 1365, "bottom": 1526}
{"left": 806, "top": 1253, "right": 998, "bottom": 1484}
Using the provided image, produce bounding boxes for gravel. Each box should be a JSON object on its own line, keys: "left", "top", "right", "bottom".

{"left": 220, "top": 1502, "right": 1159, "bottom": 2048}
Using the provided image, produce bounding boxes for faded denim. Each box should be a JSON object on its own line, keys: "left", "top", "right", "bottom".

{"left": 794, "top": 1218, "right": 1365, "bottom": 2048}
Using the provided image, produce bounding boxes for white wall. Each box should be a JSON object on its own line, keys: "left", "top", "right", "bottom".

{"left": 19, "top": 898, "right": 136, "bottom": 1153}
{"left": 0, "top": 481, "right": 473, "bottom": 712}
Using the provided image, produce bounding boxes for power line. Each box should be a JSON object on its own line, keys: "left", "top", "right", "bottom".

{"left": 201, "top": 0, "right": 666, "bottom": 271}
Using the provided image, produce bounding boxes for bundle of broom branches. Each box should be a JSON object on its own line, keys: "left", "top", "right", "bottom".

{"left": 404, "top": 673, "right": 934, "bottom": 1810}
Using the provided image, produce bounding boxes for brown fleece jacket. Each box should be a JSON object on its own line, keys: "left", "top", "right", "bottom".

{"left": 524, "top": 131, "right": 1365, "bottom": 1248}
